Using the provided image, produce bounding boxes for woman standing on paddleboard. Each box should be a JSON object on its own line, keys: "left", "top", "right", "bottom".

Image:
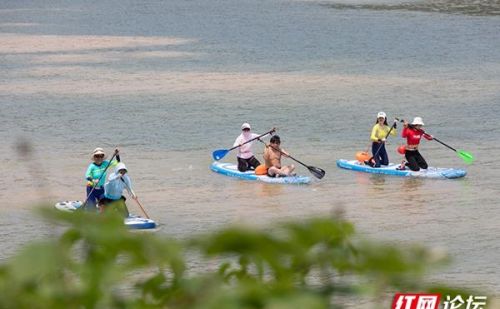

{"left": 84, "top": 148, "right": 120, "bottom": 211}
{"left": 401, "top": 117, "right": 433, "bottom": 171}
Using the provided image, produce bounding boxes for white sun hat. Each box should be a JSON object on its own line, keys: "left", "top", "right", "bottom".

{"left": 91, "top": 147, "right": 106, "bottom": 159}
{"left": 411, "top": 117, "right": 424, "bottom": 126}
{"left": 377, "top": 111, "right": 386, "bottom": 119}
{"left": 241, "top": 123, "right": 251, "bottom": 130}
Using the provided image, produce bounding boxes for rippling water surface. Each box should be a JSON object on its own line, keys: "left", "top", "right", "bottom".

{"left": 1, "top": 0, "right": 499, "bottom": 298}
{"left": 324, "top": 0, "right": 500, "bottom": 16}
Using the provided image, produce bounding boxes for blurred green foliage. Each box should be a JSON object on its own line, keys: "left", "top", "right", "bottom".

{"left": 0, "top": 208, "right": 473, "bottom": 308}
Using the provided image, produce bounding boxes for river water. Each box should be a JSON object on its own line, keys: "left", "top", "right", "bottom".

{"left": 1, "top": 0, "right": 499, "bottom": 298}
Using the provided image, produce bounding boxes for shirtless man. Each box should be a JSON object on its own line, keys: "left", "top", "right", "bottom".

{"left": 263, "top": 135, "right": 295, "bottom": 177}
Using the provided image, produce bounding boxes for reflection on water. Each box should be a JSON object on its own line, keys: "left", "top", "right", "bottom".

{"left": 368, "top": 174, "right": 386, "bottom": 190}
{"left": 399, "top": 177, "right": 427, "bottom": 205}
{"left": 255, "top": 183, "right": 286, "bottom": 199}
{"left": 400, "top": 177, "right": 425, "bottom": 192}
{"left": 352, "top": 171, "right": 428, "bottom": 207}
{"left": 322, "top": 0, "right": 500, "bottom": 16}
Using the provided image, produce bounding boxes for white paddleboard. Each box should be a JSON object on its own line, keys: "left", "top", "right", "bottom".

{"left": 54, "top": 200, "right": 157, "bottom": 229}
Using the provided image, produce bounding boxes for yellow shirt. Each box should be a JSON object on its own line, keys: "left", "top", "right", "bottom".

{"left": 370, "top": 123, "right": 396, "bottom": 141}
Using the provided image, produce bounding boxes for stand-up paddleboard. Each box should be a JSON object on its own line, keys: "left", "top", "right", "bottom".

{"left": 336, "top": 159, "right": 466, "bottom": 179}
{"left": 54, "top": 200, "right": 157, "bottom": 229}
{"left": 210, "top": 162, "right": 311, "bottom": 184}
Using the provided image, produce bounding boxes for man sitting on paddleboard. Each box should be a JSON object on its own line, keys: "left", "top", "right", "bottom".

{"left": 263, "top": 135, "right": 295, "bottom": 177}
{"left": 99, "top": 162, "right": 136, "bottom": 217}
{"left": 233, "top": 122, "right": 262, "bottom": 172}
{"left": 401, "top": 117, "right": 433, "bottom": 171}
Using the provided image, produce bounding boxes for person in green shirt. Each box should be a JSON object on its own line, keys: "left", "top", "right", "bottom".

{"left": 84, "top": 147, "right": 120, "bottom": 211}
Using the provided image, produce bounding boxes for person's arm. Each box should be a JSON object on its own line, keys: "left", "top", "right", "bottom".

{"left": 263, "top": 145, "right": 269, "bottom": 158}
{"left": 389, "top": 121, "right": 397, "bottom": 136}
{"left": 401, "top": 126, "right": 409, "bottom": 138}
{"left": 85, "top": 164, "right": 94, "bottom": 181}
{"left": 370, "top": 125, "right": 379, "bottom": 142}
{"left": 121, "top": 175, "right": 136, "bottom": 198}
{"left": 423, "top": 133, "right": 433, "bottom": 140}
{"left": 108, "top": 149, "right": 121, "bottom": 168}
{"left": 115, "top": 148, "right": 121, "bottom": 162}
{"left": 85, "top": 164, "right": 95, "bottom": 186}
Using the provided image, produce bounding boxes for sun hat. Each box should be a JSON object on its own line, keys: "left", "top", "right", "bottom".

{"left": 91, "top": 147, "right": 106, "bottom": 159}
{"left": 411, "top": 117, "right": 424, "bottom": 126}
{"left": 115, "top": 162, "right": 128, "bottom": 173}
{"left": 377, "top": 111, "right": 386, "bottom": 119}
{"left": 241, "top": 123, "right": 251, "bottom": 130}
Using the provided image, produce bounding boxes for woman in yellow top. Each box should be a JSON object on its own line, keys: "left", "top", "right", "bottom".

{"left": 369, "top": 112, "right": 397, "bottom": 167}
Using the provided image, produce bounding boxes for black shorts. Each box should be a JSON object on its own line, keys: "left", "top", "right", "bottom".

{"left": 237, "top": 156, "right": 261, "bottom": 172}
{"left": 99, "top": 196, "right": 126, "bottom": 205}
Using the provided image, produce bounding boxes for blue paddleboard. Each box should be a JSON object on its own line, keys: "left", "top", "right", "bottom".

{"left": 210, "top": 162, "right": 311, "bottom": 184}
{"left": 336, "top": 159, "right": 466, "bottom": 179}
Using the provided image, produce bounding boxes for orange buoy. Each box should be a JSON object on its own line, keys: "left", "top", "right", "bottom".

{"left": 255, "top": 164, "right": 268, "bottom": 175}
{"left": 397, "top": 145, "right": 406, "bottom": 155}
{"left": 355, "top": 151, "right": 370, "bottom": 163}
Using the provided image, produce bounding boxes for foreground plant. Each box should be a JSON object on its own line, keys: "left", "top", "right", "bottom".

{"left": 0, "top": 207, "right": 475, "bottom": 309}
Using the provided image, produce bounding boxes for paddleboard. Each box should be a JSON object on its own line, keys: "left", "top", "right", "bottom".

{"left": 210, "top": 162, "right": 311, "bottom": 184}
{"left": 336, "top": 159, "right": 466, "bottom": 179}
{"left": 54, "top": 200, "right": 157, "bottom": 229}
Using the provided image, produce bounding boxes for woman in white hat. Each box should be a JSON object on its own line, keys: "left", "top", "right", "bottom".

{"left": 84, "top": 147, "right": 120, "bottom": 211}
{"left": 233, "top": 123, "right": 262, "bottom": 172}
{"left": 99, "top": 162, "right": 135, "bottom": 217}
{"left": 368, "top": 112, "right": 397, "bottom": 167}
{"left": 401, "top": 117, "right": 433, "bottom": 171}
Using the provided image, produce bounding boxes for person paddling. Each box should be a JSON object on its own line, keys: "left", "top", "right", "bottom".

{"left": 233, "top": 123, "right": 262, "bottom": 172}
{"left": 263, "top": 135, "right": 296, "bottom": 177}
{"left": 401, "top": 117, "right": 433, "bottom": 171}
{"left": 368, "top": 112, "right": 397, "bottom": 168}
{"left": 99, "top": 162, "right": 135, "bottom": 217}
{"left": 84, "top": 148, "right": 120, "bottom": 211}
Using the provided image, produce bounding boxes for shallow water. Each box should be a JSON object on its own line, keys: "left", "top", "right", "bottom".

{"left": 1, "top": 0, "right": 499, "bottom": 297}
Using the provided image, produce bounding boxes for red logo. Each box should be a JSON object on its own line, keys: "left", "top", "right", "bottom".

{"left": 392, "top": 293, "right": 441, "bottom": 309}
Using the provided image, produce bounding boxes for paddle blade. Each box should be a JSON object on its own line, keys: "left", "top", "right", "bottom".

{"left": 457, "top": 150, "right": 474, "bottom": 164}
{"left": 212, "top": 149, "right": 228, "bottom": 161}
{"left": 308, "top": 166, "right": 326, "bottom": 179}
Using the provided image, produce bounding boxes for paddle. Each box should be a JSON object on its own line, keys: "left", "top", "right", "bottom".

{"left": 121, "top": 179, "right": 151, "bottom": 219}
{"left": 430, "top": 137, "right": 475, "bottom": 164}
{"left": 399, "top": 119, "right": 475, "bottom": 164}
{"left": 212, "top": 128, "right": 276, "bottom": 161}
{"left": 260, "top": 140, "right": 325, "bottom": 179}
{"left": 80, "top": 149, "right": 118, "bottom": 211}
{"left": 365, "top": 118, "right": 399, "bottom": 167}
